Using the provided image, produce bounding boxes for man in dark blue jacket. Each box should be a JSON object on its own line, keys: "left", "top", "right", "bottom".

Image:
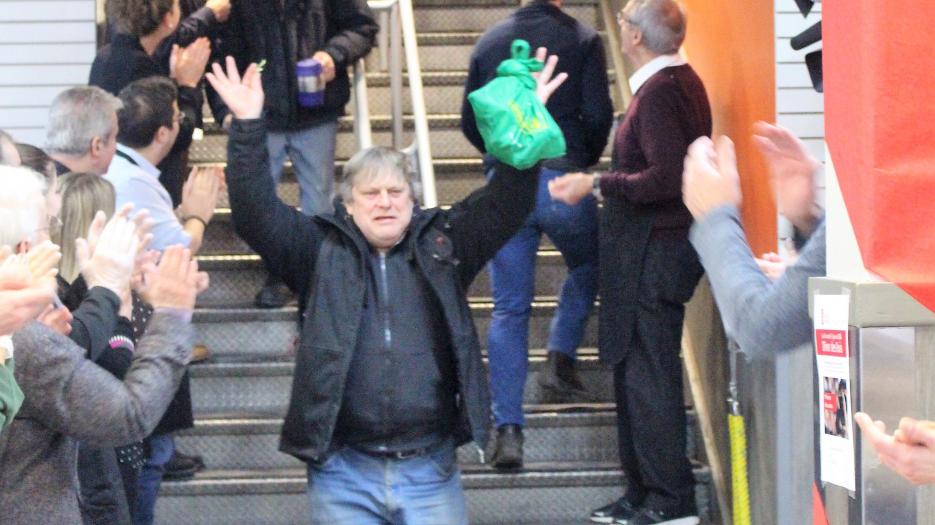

{"left": 460, "top": 0, "right": 614, "bottom": 470}
{"left": 217, "top": 0, "right": 379, "bottom": 309}
{"left": 208, "top": 52, "right": 567, "bottom": 524}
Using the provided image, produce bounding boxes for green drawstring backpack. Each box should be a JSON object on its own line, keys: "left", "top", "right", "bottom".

{"left": 467, "top": 39, "right": 566, "bottom": 170}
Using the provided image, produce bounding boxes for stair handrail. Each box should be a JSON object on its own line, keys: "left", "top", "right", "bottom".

{"left": 598, "top": 0, "right": 633, "bottom": 110}
{"left": 353, "top": 0, "right": 438, "bottom": 208}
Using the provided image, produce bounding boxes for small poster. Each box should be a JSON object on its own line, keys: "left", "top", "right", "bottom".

{"left": 814, "top": 294, "right": 855, "bottom": 491}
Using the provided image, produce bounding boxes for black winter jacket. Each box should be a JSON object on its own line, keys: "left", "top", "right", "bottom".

{"left": 225, "top": 119, "right": 540, "bottom": 463}
{"left": 218, "top": 0, "right": 378, "bottom": 131}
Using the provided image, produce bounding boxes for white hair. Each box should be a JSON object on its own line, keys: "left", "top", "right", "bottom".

{"left": 626, "top": 0, "right": 687, "bottom": 55}
{"left": 0, "top": 166, "right": 47, "bottom": 248}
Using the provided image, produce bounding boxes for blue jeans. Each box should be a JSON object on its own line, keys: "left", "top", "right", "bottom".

{"left": 487, "top": 166, "right": 599, "bottom": 427}
{"left": 307, "top": 443, "right": 467, "bottom": 525}
{"left": 267, "top": 120, "right": 339, "bottom": 216}
{"left": 133, "top": 433, "right": 174, "bottom": 525}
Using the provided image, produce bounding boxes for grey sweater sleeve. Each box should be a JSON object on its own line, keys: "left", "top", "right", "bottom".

{"left": 689, "top": 205, "right": 827, "bottom": 355}
{"left": 12, "top": 310, "right": 192, "bottom": 446}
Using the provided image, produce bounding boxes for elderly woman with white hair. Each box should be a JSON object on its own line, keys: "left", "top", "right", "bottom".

{"left": 0, "top": 164, "right": 208, "bottom": 524}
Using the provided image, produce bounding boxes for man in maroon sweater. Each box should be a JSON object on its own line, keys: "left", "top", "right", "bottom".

{"left": 550, "top": 0, "right": 710, "bottom": 523}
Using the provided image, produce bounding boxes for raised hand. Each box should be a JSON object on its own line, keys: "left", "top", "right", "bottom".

{"left": 139, "top": 245, "right": 206, "bottom": 311}
{"left": 205, "top": 56, "right": 264, "bottom": 120}
{"left": 75, "top": 212, "right": 139, "bottom": 299}
{"left": 178, "top": 166, "right": 222, "bottom": 224}
{"left": 682, "top": 135, "right": 742, "bottom": 220}
{"left": 0, "top": 253, "right": 55, "bottom": 334}
{"left": 752, "top": 121, "right": 821, "bottom": 233}
{"left": 531, "top": 47, "right": 568, "bottom": 105}
{"left": 24, "top": 240, "right": 61, "bottom": 294}
{"left": 171, "top": 37, "right": 212, "bottom": 88}
{"left": 856, "top": 412, "right": 935, "bottom": 485}
{"left": 205, "top": 0, "right": 231, "bottom": 22}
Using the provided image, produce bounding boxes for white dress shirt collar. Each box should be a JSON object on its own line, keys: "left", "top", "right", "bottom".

{"left": 628, "top": 54, "right": 687, "bottom": 95}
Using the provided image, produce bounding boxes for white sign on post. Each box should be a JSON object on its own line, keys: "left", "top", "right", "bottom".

{"left": 814, "top": 294, "right": 856, "bottom": 491}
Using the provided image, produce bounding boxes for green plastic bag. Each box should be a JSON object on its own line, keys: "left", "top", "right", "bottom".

{"left": 467, "top": 39, "right": 566, "bottom": 170}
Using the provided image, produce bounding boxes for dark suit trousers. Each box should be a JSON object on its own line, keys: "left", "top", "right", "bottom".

{"left": 613, "top": 234, "right": 701, "bottom": 511}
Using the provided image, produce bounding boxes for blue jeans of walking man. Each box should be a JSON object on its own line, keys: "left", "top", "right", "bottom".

{"left": 488, "top": 167, "right": 599, "bottom": 427}
{"left": 306, "top": 441, "right": 468, "bottom": 525}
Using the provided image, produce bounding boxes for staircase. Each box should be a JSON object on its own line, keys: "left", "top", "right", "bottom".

{"left": 156, "top": 1, "right": 714, "bottom": 523}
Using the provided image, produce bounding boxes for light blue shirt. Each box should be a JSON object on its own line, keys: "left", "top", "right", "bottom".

{"left": 104, "top": 144, "right": 191, "bottom": 251}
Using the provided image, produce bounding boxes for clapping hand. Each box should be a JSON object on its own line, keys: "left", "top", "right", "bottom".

{"left": 0, "top": 247, "right": 57, "bottom": 335}
{"left": 753, "top": 122, "right": 821, "bottom": 234}
{"left": 75, "top": 210, "right": 139, "bottom": 300}
{"left": 682, "top": 136, "right": 742, "bottom": 220}
{"left": 137, "top": 246, "right": 207, "bottom": 312}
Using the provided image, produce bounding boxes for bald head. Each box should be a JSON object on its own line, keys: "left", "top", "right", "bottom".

{"left": 624, "top": 0, "right": 686, "bottom": 55}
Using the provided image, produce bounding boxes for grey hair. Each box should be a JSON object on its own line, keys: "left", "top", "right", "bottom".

{"left": 626, "top": 0, "right": 687, "bottom": 55}
{"left": 45, "top": 86, "right": 123, "bottom": 156}
{"left": 339, "top": 146, "right": 422, "bottom": 204}
{"left": 0, "top": 165, "right": 47, "bottom": 248}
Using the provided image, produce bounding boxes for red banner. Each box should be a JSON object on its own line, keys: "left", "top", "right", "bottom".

{"left": 824, "top": 0, "right": 935, "bottom": 312}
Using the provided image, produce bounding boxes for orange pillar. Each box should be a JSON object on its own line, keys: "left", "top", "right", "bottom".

{"left": 681, "top": 0, "right": 777, "bottom": 255}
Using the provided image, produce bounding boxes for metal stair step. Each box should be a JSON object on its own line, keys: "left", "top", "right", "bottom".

{"left": 191, "top": 112, "right": 616, "bottom": 164}
{"left": 177, "top": 407, "right": 619, "bottom": 470}
{"left": 155, "top": 462, "right": 712, "bottom": 525}
{"left": 188, "top": 347, "right": 609, "bottom": 413}
{"left": 414, "top": 4, "right": 600, "bottom": 32}
{"left": 191, "top": 300, "right": 598, "bottom": 357}
{"left": 195, "top": 250, "right": 570, "bottom": 305}
{"left": 365, "top": 30, "right": 612, "bottom": 72}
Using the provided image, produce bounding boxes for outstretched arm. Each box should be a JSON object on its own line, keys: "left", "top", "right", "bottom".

{"left": 205, "top": 57, "right": 321, "bottom": 296}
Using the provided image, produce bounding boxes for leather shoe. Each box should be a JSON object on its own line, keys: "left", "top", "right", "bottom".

{"left": 590, "top": 497, "right": 642, "bottom": 523}
{"left": 254, "top": 276, "right": 293, "bottom": 309}
{"left": 490, "top": 424, "right": 523, "bottom": 471}
{"left": 538, "top": 351, "right": 589, "bottom": 402}
{"left": 162, "top": 450, "right": 199, "bottom": 481}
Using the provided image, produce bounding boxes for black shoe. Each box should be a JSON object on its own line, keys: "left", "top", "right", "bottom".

{"left": 173, "top": 449, "right": 205, "bottom": 472}
{"left": 538, "top": 351, "right": 589, "bottom": 402}
{"left": 254, "top": 276, "right": 293, "bottom": 309}
{"left": 162, "top": 450, "right": 198, "bottom": 481}
{"left": 618, "top": 506, "right": 699, "bottom": 525}
{"left": 590, "top": 497, "right": 642, "bottom": 524}
{"left": 490, "top": 424, "right": 523, "bottom": 471}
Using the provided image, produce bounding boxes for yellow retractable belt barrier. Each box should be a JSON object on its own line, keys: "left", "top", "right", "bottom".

{"left": 728, "top": 343, "right": 751, "bottom": 525}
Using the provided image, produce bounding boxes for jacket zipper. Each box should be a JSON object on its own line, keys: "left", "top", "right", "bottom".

{"left": 378, "top": 253, "right": 391, "bottom": 349}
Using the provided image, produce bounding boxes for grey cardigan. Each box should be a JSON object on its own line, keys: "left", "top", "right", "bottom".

{"left": 0, "top": 310, "right": 192, "bottom": 524}
{"left": 689, "top": 205, "right": 827, "bottom": 355}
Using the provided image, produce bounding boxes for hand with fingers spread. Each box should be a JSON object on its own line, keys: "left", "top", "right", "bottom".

{"left": 205, "top": 56, "right": 264, "bottom": 120}
{"left": 856, "top": 412, "right": 935, "bottom": 485}
{"left": 76, "top": 213, "right": 139, "bottom": 299}
{"left": 753, "top": 121, "right": 821, "bottom": 234}
{"left": 139, "top": 246, "right": 206, "bottom": 311}
{"left": 682, "top": 135, "right": 742, "bottom": 220}
{"left": 531, "top": 47, "right": 568, "bottom": 105}
{"left": 171, "top": 37, "right": 212, "bottom": 88}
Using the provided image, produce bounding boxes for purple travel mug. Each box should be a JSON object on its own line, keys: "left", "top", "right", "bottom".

{"left": 296, "top": 58, "right": 325, "bottom": 108}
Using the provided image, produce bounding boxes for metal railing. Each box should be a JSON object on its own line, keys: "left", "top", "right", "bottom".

{"left": 352, "top": 0, "right": 437, "bottom": 208}
{"left": 598, "top": 0, "right": 633, "bottom": 111}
